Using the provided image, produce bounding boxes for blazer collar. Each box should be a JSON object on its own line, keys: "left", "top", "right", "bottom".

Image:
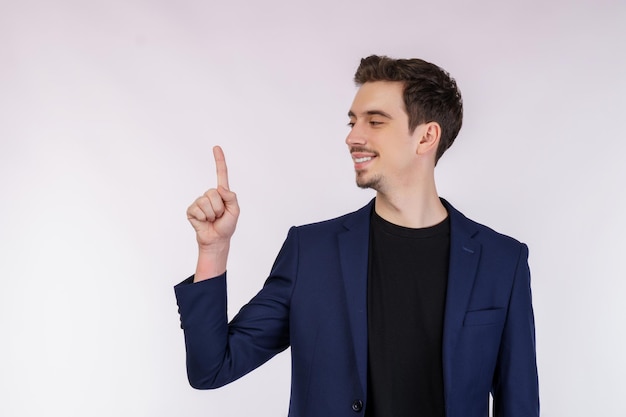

{"left": 338, "top": 200, "right": 374, "bottom": 393}
{"left": 440, "top": 199, "right": 482, "bottom": 400}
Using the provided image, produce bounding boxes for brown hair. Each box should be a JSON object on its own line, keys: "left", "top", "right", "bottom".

{"left": 354, "top": 55, "right": 463, "bottom": 163}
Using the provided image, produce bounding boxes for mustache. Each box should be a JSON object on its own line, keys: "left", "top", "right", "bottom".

{"left": 349, "top": 147, "right": 378, "bottom": 155}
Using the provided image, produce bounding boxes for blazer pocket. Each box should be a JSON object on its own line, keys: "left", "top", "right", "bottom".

{"left": 463, "top": 308, "right": 506, "bottom": 326}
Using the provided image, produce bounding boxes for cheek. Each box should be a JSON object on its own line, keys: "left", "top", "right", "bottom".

{"left": 390, "top": 144, "right": 418, "bottom": 170}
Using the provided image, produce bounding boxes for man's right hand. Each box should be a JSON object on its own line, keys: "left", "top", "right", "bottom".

{"left": 186, "top": 146, "right": 240, "bottom": 281}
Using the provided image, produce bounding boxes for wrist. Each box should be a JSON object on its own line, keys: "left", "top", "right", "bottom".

{"left": 194, "top": 242, "right": 230, "bottom": 282}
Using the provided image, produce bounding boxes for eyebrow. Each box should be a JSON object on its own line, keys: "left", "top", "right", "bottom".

{"left": 348, "top": 110, "right": 393, "bottom": 119}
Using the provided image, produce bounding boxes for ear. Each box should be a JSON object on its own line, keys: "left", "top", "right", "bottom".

{"left": 415, "top": 122, "right": 441, "bottom": 157}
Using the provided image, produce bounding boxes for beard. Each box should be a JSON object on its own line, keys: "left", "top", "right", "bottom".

{"left": 355, "top": 171, "right": 382, "bottom": 190}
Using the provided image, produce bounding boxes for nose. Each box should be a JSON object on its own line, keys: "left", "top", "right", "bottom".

{"left": 345, "top": 124, "right": 366, "bottom": 147}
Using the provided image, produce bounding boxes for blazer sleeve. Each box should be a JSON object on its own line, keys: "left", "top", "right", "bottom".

{"left": 492, "top": 243, "right": 540, "bottom": 416}
{"left": 174, "top": 227, "right": 299, "bottom": 389}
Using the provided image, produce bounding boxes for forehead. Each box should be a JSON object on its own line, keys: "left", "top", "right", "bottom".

{"left": 349, "top": 81, "right": 406, "bottom": 116}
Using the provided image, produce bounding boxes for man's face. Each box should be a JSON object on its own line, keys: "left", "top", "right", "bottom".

{"left": 346, "top": 81, "right": 421, "bottom": 192}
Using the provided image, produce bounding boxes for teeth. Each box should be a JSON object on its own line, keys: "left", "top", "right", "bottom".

{"left": 354, "top": 157, "right": 372, "bottom": 163}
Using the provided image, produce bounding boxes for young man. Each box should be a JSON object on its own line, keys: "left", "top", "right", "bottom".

{"left": 175, "top": 55, "right": 539, "bottom": 417}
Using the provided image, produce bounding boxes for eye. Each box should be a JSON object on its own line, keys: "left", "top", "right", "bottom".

{"left": 347, "top": 121, "right": 355, "bottom": 128}
{"left": 369, "top": 120, "right": 383, "bottom": 126}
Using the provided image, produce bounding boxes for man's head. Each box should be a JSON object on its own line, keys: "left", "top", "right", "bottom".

{"left": 353, "top": 55, "right": 463, "bottom": 164}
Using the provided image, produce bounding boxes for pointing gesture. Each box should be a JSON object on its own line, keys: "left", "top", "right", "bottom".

{"left": 214, "top": 145, "right": 230, "bottom": 191}
{"left": 187, "top": 146, "right": 240, "bottom": 281}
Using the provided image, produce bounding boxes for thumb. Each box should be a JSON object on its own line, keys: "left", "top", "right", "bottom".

{"left": 217, "top": 185, "right": 238, "bottom": 207}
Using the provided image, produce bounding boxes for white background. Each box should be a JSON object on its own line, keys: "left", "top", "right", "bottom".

{"left": 1, "top": 0, "right": 625, "bottom": 416}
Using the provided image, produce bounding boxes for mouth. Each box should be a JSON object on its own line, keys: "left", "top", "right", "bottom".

{"left": 351, "top": 151, "right": 377, "bottom": 170}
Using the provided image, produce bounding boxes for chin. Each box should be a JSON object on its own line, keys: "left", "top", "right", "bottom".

{"left": 356, "top": 174, "right": 381, "bottom": 190}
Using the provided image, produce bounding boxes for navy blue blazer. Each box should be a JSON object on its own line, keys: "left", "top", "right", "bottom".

{"left": 175, "top": 199, "right": 539, "bottom": 417}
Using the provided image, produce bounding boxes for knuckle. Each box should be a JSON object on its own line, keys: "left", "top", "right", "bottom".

{"left": 207, "top": 190, "right": 221, "bottom": 201}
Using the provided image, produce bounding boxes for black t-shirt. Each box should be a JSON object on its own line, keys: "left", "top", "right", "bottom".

{"left": 366, "top": 210, "right": 450, "bottom": 417}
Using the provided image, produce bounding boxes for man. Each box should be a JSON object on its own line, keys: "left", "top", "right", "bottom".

{"left": 175, "top": 55, "right": 539, "bottom": 417}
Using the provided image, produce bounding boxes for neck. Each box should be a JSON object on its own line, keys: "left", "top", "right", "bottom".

{"left": 374, "top": 179, "right": 447, "bottom": 228}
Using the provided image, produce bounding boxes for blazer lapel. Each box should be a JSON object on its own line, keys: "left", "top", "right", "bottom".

{"left": 337, "top": 200, "right": 374, "bottom": 394}
{"left": 441, "top": 200, "right": 482, "bottom": 401}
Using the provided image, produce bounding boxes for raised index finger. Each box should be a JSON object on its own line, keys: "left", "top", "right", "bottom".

{"left": 213, "top": 145, "right": 230, "bottom": 190}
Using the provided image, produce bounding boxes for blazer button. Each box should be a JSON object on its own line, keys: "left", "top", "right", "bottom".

{"left": 352, "top": 400, "right": 363, "bottom": 412}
